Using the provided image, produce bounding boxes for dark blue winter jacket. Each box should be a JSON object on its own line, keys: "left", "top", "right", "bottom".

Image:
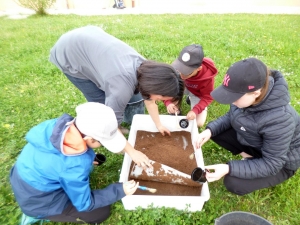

{"left": 207, "top": 70, "right": 300, "bottom": 179}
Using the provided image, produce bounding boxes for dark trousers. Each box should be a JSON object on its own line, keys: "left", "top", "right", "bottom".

{"left": 211, "top": 128, "right": 295, "bottom": 195}
{"left": 44, "top": 203, "right": 111, "bottom": 224}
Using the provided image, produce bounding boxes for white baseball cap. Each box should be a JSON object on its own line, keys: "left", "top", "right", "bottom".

{"left": 75, "top": 102, "right": 126, "bottom": 153}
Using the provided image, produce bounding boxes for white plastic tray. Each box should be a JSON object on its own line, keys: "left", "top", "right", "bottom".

{"left": 119, "top": 114, "right": 210, "bottom": 212}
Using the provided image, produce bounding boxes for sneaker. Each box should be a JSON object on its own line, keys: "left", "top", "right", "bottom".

{"left": 20, "top": 213, "right": 48, "bottom": 225}
{"left": 186, "top": 96, "right": 191, "bottom": 105}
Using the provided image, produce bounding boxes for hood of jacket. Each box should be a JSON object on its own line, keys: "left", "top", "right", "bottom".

{"left": 26, "top": 114, "right": 87, "bottom": 156}
{"left": 186, "top": 57, "right": 218, "bottom": 82}
{"left": 244, "top": 70, "right": 290, "bottom": 113}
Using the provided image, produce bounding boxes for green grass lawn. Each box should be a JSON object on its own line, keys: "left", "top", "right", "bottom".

{"left": 0, "top": 13, "right": 300, "bottom": 225}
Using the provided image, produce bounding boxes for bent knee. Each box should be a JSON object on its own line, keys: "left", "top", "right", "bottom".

{"left": 196, "top": 118, "right": 206, "bottom": 127}
{"left": 224, "top": 176, "right": 250, "bottom": 196}
{"left": 197, "top": 122, "right": 205, "bottom": 127}
{"left": 88, "top": 205, "right": 111, "bottom": 224}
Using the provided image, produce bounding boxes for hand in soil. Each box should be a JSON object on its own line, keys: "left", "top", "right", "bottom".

{"left": 156, "top": 124, "right": 171, "bottom": 136}
{"left": 130, "top": 149, "right": 153, "bottom": 170}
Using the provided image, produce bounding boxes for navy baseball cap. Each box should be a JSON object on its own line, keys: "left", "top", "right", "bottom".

{"left": 211, "top": 58, "right": 267, "bottom": 104}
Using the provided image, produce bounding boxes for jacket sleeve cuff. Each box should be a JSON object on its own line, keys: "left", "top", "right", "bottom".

{"left": 227, "top": 161, "right": 232, "bottom": 176}
{"left": 164, "top": 100, "right": 172, "bottom": 107}
{"left": 206, "top": 126, "right": 214, "bottom": 137}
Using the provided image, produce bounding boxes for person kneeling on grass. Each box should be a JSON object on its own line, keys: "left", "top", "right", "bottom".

{"left": 164, "top": 44, "right": 218, "bottom": 127}
{"left": 196, "top": 58, "right": 300, "bottom": 195}
{"left": 10, "top": 102, "right": 139, "bottom": 224}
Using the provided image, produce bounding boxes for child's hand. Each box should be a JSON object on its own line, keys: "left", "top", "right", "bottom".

{"left": 123, "top": 180, "right": 139, "bottom": 195}
{"left": 195, "top": 129, "right": 211, "bottom": 149}
{"left": 167, "top": 103, "right": 178, "bottom": 114}
{"left": 129, "top": 149, "right": 153, "bottom": 170}
{"left": 186, "top": 110, "right": 196, "bottom": 120}
{"left": 205, "top": 164, "right": 229, "bottom": 182}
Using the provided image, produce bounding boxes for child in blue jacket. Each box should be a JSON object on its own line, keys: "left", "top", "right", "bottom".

{"left": 10, "top": 102, "right": 138, "bottom": 224}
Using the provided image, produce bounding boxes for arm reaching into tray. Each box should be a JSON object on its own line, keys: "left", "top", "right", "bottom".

{"left": 123, "top": 140, "right": 153, "bottom": 170}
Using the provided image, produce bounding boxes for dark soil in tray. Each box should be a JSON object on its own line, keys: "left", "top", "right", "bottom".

{"left": 129, "top": 131, "right": 202, "bottom": 196}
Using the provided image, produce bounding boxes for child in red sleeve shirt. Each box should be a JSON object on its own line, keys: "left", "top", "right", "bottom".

{"left": 166, "top": 44, "right": 218, "bottom": 127}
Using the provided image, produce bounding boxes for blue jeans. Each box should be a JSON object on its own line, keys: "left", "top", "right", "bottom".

{"left": 65, "top": 74, "right": 106, "bottom": 103}
{"left": 65, "top": 74, "right": 144, "bottom": 124}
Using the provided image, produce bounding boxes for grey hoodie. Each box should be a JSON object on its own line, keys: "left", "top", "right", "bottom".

{"left": 49, "top": 25, "right": 145, "bottom": 124}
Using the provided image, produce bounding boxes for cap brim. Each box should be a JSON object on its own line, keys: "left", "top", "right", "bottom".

{"left": 211, "top": 85, "right": 245, "bottom": 104}
{"left": 172, "top": 59, "right": 196, "bottom": 76}
{"left": 99, "top": 130, "right": 126, "bottom": 153}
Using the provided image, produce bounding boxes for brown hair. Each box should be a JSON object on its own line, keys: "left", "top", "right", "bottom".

{"left": 252, "top": 69, "right": 271, "bottom": 105}
{"left": 137, "top": 60, "right": 184, "bottom": 107}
